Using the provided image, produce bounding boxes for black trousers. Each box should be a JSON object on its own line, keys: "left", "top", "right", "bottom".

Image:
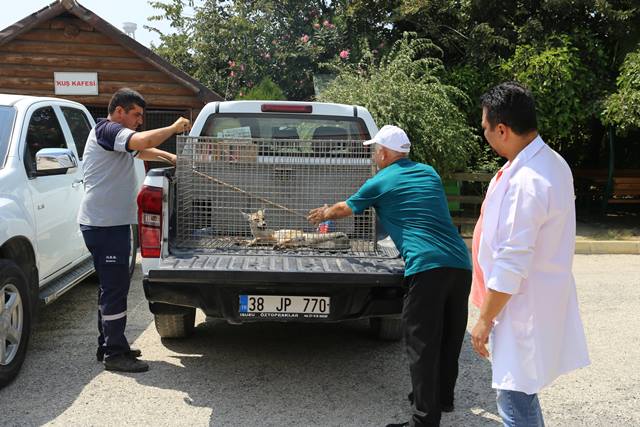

{"left": 403, "top": 267, "right": 471, "bottom": 427}
{"left": 81, "top": 225, "right": 132, "bottom": 359}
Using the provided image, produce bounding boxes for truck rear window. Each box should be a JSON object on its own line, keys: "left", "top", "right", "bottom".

{"left": 0, "top": 106, "right": 17, "bottom": 169}
{"left": 200, "top": 113, "right": 370, "bottom": 157}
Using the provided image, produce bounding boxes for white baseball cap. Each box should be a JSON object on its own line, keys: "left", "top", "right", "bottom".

{"left": 363, "top": 125, "right": 411, "bottom": 153}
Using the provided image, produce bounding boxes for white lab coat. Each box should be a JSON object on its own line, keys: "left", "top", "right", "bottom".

{"left": 478, "top": 136, "right": 590, "bottom": 394}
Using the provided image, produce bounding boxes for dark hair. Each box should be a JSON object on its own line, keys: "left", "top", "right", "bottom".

{"left": 108, "top": 88, "right": 146, "bottom": 114}
{"left": 480, "top": 81, "right": 537, "bottom": 135}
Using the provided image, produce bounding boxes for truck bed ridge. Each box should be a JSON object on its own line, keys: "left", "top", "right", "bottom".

{"left": 158, "top": 255, "right": 404, "bottom": 275}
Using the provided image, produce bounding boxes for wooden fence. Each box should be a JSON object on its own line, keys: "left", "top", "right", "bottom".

{"left": 449, "top": 169, "right": 640, "bottom": 227}
{"left": 447, "top": 172, "right": 493, "bottom": 228}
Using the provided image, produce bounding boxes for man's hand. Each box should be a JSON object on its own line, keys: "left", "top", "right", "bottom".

{"left": 471, "top": 289, "right": 511, "bottom": 359}
{"left": 307, "top": 204, "right": 328, "bottom": 225}
{"left": 471, "top": 317, "right": 493, "bottom": 358}
{"left": 308, "top": 201, "right": 353, "bottom": 225}
{"left": 137, "top": 148, "right": 177, "bottom": 165}
{"left": 172, "top": 117, "right": 191, "bottom": 134}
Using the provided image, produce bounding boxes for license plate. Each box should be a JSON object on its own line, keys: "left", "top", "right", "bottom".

{"left": 239, "top": 295, "right": 330, "bottom": 319}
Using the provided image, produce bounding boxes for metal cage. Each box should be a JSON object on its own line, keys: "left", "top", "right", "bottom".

{"left": 173, "top": 136, "right": 386, "bottom": 257}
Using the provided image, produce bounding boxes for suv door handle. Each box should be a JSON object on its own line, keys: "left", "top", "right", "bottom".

{"left": 72, "top": 179, "right": 83, "bottom": 188}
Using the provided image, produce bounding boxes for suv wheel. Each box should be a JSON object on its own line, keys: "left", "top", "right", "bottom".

{"left": 370, "top": 316, "right": 403, "bottom": 341}
{"left": 154, "top": 307, "right": 196, "bottom": 339}
{"left": 0, "top": 260, "right": 31, "bottom": 388}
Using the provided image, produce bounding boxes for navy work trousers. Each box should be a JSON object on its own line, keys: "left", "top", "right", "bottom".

{"left": 403, "top": 267, "right": 472, "bottom": 427}
{"left": 81, "top": 225, "right": 132, "bottom": 359}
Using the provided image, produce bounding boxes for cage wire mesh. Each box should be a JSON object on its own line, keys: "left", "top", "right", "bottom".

{"left": 174, "top": 136, "right": 384, "bottom": 256}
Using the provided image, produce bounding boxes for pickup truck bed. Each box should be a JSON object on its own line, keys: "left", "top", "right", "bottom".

{"left": 139, "top": 100, "right": 406, "bottom": 340}
{"left": 144, "top": 253, "right": 405, "bottom": 324}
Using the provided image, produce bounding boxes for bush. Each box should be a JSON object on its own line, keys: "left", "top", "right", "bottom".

{"left": 602, "top": 47, "right": 640, "bottom": 134}
{"left": 318, "top": 33, "right": 478, "bottom": 176}
{"left": 237, "top": 78, "right": 286, "bottom": 100}
{"left": 501, "top": 35, "right": 597, "bottom": 151}
{"left": 443, "top": 64, "right": 502, "bottom": 172}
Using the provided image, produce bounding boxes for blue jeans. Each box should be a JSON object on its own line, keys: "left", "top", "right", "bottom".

{"left": 496, "top": 389, "right": 545, "bottom": 427}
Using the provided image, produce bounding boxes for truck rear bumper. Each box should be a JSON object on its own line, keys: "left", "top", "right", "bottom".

{"left": 143, "top": 254, "right": 405, "bottom": 323}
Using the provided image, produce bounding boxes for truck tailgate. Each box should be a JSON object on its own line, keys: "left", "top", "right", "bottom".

{"left": 148, "top": 254, "right": 405, "bottom": 286}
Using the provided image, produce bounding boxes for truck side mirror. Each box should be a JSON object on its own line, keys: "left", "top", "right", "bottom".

{"left": 35, "top": 148, "right": 78, "bottom": 176}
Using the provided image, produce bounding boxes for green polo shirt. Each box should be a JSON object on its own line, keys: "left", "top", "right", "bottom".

{"left": 346, "top": 158, "right": 471, "bottom": 277}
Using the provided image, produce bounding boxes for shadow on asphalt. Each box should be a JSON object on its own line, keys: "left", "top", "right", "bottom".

{"left": 138, "top": 319, "right": 404, "bottom": 426}
{"left": 132, "top": 319, "right": 500, "bottom": 427}
{"left": 0, "top": 270, "right": 149, "bottom": 425}
{"left": 0, "top": 265, "right": 499, "bottom": 426}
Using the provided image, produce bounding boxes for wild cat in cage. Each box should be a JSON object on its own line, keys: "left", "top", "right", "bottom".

{"left": 241, "top": 209, "right": 349, "bottom": 249}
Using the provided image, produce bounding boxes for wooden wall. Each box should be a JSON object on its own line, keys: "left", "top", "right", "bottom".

{"left": 0, "top": 13, "right": 203, "bottom": 110}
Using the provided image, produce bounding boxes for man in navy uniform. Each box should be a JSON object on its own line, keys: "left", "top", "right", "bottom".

{"left": 78, "top": 88, "right": 190, "bottom": 372}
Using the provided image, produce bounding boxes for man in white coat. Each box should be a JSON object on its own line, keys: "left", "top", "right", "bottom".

{"left": 470, "top": 82, "right": 590, "bottom": 426}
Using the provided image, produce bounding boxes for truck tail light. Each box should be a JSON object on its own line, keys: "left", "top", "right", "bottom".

{"left": 137, "top": 185, "right": 163, "bottom": 258}
{"left": 261, "top": 103, "right": 312, "bottom": 113}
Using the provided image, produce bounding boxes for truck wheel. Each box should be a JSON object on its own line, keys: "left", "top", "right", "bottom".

{"left": 154, "top": 308, "right": 196, "bottom": 338}
{"left": 0, "top": 260, "right": 31, "bottom": 388}
{"left": 370, "top": 316, "right": 403, "bottom": 341}
{"left": 128, "top": 225, "right": 138, "bottom": 278}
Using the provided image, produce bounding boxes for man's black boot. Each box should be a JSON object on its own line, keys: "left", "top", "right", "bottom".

{"left": 97, "top": 347, "right": 142, "bottom": 362}
{"left": 104, "top": 354, "right": 149, "bottom": 373}
{"left": 441, "top": 403, "right": 454, "bottom": 413}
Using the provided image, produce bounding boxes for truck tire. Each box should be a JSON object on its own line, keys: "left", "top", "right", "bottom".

{"left": 153, "top": 308, "right": 196, "bottom": 339}
{"left": 128, "top": 225, "right": 138, "bottom": 278}
{"left": 370, "top": 316, "right": 403, "bottom": 341}
{"left": 0, "top": 260, "right": 31, "bottom": 388}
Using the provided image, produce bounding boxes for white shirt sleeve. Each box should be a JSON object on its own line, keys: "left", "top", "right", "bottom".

{"left": 113, "top": 128, "right": 136, "bottom": 153}
{"left": 486, "top": 179, "right": 548, "bottom": 295}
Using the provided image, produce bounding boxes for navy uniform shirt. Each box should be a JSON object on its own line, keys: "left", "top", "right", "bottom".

{"left": 77, "top": 119, "right": 138, "bottom": 227}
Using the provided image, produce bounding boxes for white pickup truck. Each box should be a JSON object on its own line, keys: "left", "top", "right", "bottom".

{"left": 138, "top": 100, "right": 405, "bottom": 342}
{"left": 0, "top": 94, "right": 142, "bottom": 387}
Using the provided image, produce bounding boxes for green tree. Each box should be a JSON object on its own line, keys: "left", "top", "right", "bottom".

{"left": 500, "top": 35, "right": 599, "bottom": 155}
{"left": 319, "top": 34, "right": 478, "bottom": 176}
{"left": 602, "top": 46, "right": 640, "bottom": 133}
{"left": 145, "top": 0, "right": 640, "bottom": 169}
{"left": 148, "top": 0, "right": 354, "bottom": 100}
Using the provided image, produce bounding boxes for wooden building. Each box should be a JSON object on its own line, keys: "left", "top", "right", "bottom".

{"left": 0, "top": 0, "right": 221, "bottom": 154}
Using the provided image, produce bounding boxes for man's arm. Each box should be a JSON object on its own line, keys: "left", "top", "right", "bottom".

{"left": 470, "top": 289, "right": 512, "bottom": 358}
{"left": 470, "top": 178, "right": 549, "bottom": 358}
{"left": 136, "top": 147, "right": 177, "bottom": 165}
{"left": 307, "top": 201, "right": 353, "bottom": 225}
{"left": 127, "top": 117, "right": 191, "bottom": 151}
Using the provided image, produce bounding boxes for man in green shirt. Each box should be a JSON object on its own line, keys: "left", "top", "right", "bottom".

{"left": 308, "top": 125, "right": 471, "bottom": 427}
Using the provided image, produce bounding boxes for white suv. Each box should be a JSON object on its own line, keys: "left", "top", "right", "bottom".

{"left": 0, "top": 94, "right": 143, "bottom": 387}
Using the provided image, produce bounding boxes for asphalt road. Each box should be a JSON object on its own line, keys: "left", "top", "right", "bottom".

{"left": 1, "top": 255, "right": 638, "bottom": 426}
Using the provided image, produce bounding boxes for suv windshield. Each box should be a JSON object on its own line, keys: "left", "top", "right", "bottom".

{"left": 0, "top": 106, "right": 17, "bottom": 169}
{"left": 201, "top": 113, "right": 371, "bottom": 157}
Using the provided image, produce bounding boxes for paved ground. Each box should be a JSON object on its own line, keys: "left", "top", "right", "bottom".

{"left": 576, "top": 213, "right": 640, "bottom": 241}
{"left": 1, "top": 255, "right": 638, "bottom": 426}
